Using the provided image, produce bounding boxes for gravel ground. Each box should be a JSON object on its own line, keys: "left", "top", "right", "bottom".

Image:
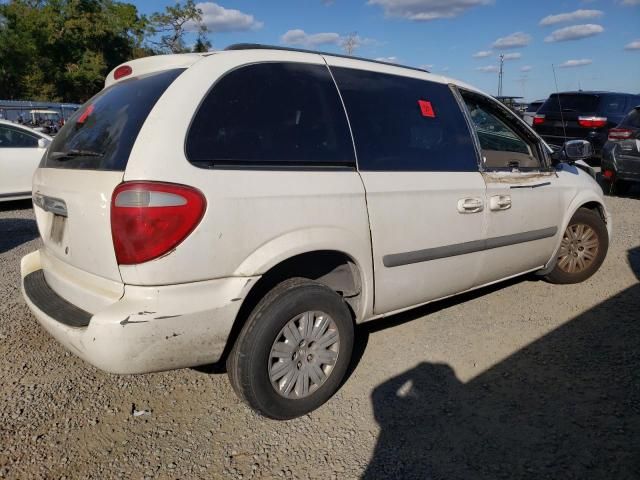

{"left": 1, "top": 192, "right": 639, "bottom": 480}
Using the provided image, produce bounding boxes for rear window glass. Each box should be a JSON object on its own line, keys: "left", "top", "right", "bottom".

{"left": 42, "top": 69, "right": 183, "bottom": 170}
{"left": 525, "top": 102, "right": 543, "bottom": 113}
{"left": 332, "top": 67, "right": 477, "bottom": 172}
{"left": 600, "top": 95, "right": 627, "bottom": 115}
{"left": 539, "top": 94, "right": 599, "bottom": 114}
{"left": 621, "top": 108, "right": 640, "bottom": 129}
{"left": 186, "top": 62, "right": 355, "bottom": 167}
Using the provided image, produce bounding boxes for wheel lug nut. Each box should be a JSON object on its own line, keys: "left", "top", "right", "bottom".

{"left": 307, "top": 354, "right": 313, "bottom": 362}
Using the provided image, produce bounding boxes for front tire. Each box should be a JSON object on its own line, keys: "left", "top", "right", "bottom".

{"left": 227, "top": 278, "right": 354, "bottom": 420}
{"left": 545, "top": 208, "right": 608, "bottom": 284}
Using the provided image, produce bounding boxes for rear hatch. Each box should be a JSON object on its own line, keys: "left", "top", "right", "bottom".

{"left": 33, "top": 69, "right": 184, "bottom": 291}
{"left": 534, "top": 93, "right": 601, "bottom": 147}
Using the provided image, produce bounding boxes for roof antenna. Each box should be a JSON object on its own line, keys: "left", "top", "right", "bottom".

{"left": 552, "top": 64, "right": 568, "bottom": 143}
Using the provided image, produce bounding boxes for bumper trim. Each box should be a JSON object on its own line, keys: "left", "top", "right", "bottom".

{"left": 24, "top": 269, "right": 91, "bottom": 328}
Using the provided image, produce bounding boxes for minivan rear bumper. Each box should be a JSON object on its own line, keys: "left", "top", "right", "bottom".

{"left": 21, "top": 250, "right": 259, "bottom": 374}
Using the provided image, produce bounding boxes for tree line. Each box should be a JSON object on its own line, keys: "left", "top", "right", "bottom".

{"left": 0, "top": 0, "right": 211, "bottom": 103}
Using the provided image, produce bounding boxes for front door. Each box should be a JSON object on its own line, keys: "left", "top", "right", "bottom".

{"left": 459, "top": 90, "right": 567, "bottom": 285}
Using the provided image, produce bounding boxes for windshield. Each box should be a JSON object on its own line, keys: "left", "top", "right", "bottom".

{"left": 42, "top": 69, "right": 183, "bottom": 170}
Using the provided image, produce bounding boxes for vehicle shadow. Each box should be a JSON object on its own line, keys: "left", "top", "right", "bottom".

{"left": 363, "top": 247, "right": 640, "bottom": 480}
{"left": 0, "top": 218, "right": 39, "bottom": 254}
{"left": 0, "top": 199, "right": 33, "bottom": 212}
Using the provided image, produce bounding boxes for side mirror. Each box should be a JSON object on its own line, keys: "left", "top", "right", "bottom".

{"left": 37, "top": 138, "right": 50, "bottom": 149}
{"left": 551, "top": 139, "right": 593, "bottom": 164}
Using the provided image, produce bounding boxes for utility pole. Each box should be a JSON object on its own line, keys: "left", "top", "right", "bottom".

{"left": 497, "top": 54, "right": 504, "bottom": 97}
{"left": 516, "top": 76, "right": 528, "bottom": 100}
{"left": 341, "top": 32, "right": 358, "bottom": 56}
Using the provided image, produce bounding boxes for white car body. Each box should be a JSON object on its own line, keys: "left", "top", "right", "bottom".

{"left": 21, "top": 48, "right": 611, "bottom": 376}
{"left": 0, "top": 120, "right": 51, "bottom": 201}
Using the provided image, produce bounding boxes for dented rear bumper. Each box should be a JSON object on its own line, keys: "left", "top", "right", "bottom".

{"left": 21, "top": 250, "right": 259, "bottom": 374}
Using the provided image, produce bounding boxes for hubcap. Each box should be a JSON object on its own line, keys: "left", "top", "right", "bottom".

{"left": 268, "top": 311, "right": 340, "bottom": 399}
{"left": 557, "top": 223, "right": 599, "bottom": 274}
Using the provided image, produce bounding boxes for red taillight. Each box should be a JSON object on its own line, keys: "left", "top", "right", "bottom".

{"left": 111, "top": 182, "right": 206, "bottom": 265}
{"left": 608, "top": 128, "right": 633, "bottom": 141}
{"left": 578, "top": 116, "right": 607, "bottom": 128}
{"left": 114, "top": 65, "right": 132, "bottom": 80}
{"left": 602, "top": 169, "right": 614, "bottom": 179}
{"left": 533, "top": 114, "right": 545, "bottom": 126}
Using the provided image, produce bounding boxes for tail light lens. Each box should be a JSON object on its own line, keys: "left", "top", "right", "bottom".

{"left": 578, "top": 116, "right": 607, "bottom": 128}
{"left": 111, "top": 182, "right": 206, "bottom": 265}
{"left": 114, "top": 65, "right": 132, "bottom": 80}
{"left": 533, "top": 114, "right": 545, "bottom": 126}
{"left": 608, "top": 128, "right": 633, "bottom": 141}
{"left": 602, "top": 169, "right": 614, "bottom": 179}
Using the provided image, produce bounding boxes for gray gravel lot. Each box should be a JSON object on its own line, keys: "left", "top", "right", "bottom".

{"left": 1, "top": 193, "right": 639, "bottom": 479}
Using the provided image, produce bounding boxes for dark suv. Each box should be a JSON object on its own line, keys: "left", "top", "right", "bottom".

{"left": 601, "top": 105, "right": 640, "bottom": 195}
{"left": 532, "top": 91, "right": 640, "bottom": 164}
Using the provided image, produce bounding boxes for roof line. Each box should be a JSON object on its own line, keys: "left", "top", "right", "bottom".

{"left": 224, "top": 43, "right": 430, "bottom": 74}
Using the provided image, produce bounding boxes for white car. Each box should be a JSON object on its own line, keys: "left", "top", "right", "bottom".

{"left": 0, "top": 120, "right": 51, "bottom": 201}
{"left": 21, "top": 46, "right": 611, "bottom": 419}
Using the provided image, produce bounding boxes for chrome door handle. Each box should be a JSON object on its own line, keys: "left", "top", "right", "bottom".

{"left": 490, "top": 195, "right": 512, "bottom": 211}
{"left": 457, "top": 197, "right": 484, "bottom": 214}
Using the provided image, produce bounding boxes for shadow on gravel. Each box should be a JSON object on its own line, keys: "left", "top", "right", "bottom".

{"left": 0, "top": 199, "right": 33, "bottom": 211}
{"left": 0, "top": 218, "right": 38, "bottom": 254}
{"left": 364, "top": 247, "right": 640, "bottom": 480}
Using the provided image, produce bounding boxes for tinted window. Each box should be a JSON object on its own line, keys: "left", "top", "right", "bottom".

{"left": 43, "top": 69, "right": 183, "bottom": 170}
{"left": 539, "top": 94, "right": 599, "bottom": 114}
{"left": 0, "top": 126, "right": 39, "bottom": 148}
{"left": 621, "top": 108, "right": 640, "bottom": 129}
{"left": 186, "top": 62, "right": 354, "bottom": 167}
{"left": 462, "top": 91, "right": 541, "bottom": 170}
{"left": 525, "top": 101, "right": 543, "bottom": 113}
{"left": 331, "top": 68, "right": 476, "bottom": 172}
{"left": 600, "top": 95, "right": 627, "bottom": 115}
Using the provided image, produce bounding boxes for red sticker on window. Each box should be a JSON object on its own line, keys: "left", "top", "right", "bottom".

{"left": 418, "top": 100, "right": 435, "bottom": 118}
{"left": 77, "top": 104, "right": 94, "bottom": 124}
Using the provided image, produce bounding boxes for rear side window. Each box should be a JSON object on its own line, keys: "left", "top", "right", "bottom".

{"left": 600, "top": 95, "right": 627, "bottom": 115}
{"left": 186, "top": 62, "right": 355, "bottom": 167}
{"left": 539, "top": 94, "right": 599, "bottom": 114}
{"left": 331, "top": 67, "right": 477, "bottom": 171}
{"left": 0, "top": 125, "right": 39, "bottom": 148}
{"left": 42, "top": 69, "right": 183, "bottom": 170}
{"left": 621, "top": 108, "right": 640, "bottom": 129}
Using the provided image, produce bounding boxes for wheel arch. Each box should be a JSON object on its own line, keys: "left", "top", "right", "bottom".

{"left": 539, "top": 195, "right": 610, "bottom": 275}
{"left": 221, "top": 248, "right": 372, "bottom": 366}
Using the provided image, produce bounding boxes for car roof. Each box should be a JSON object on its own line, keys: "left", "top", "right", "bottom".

{"left": 551, "top": 91, "right": 638, "bottom": 96}
{"left": 0, "top": 119, "right": 52, "bottom": 139}
{"left": 106, "top": 45, "right": 486, "bottom": 97}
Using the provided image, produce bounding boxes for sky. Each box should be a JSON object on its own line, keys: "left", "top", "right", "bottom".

{"left": 133, "top": 0, "right": 640, "bottom": 102}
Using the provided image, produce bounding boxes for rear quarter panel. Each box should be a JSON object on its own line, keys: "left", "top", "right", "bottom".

{"left": 121, "top": 50, "right": 374, "bottom": 320}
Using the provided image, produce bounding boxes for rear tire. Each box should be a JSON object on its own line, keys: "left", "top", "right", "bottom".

{"left": 227, "top": 278, "right": 354, "bottom": 420}
{"left": 545, "top": 208, "right": 608, "bottom": 284}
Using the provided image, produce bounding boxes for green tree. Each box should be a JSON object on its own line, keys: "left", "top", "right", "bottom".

{"left": 146, "top": 0, "right": 210, "bottom": 54}
{"left": 0, "top": 0, "right": 147, "bottom": 102}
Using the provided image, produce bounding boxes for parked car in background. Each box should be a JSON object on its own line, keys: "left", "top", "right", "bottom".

{"left": 0, "top": 120, "right": 51, "bottom": 201}
{"left": 523, "top": 99, "right": 545, "bottom": 127}
{"left": 532, "top": 91, "right": 640, "bottom": 164}
{"left": 601, "top": 105, "right": 640, "bottom": 195}
{"left": 21, "top": 46, "right": 610, "bottom": 420}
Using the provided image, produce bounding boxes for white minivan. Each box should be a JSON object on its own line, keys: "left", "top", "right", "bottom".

{"left": 21, "top": 45, "right": 610, "bottom": 419}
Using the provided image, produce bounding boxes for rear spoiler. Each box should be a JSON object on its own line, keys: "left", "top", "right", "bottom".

{"left": 104, "top": 53, "right": 214, "bottom": 88}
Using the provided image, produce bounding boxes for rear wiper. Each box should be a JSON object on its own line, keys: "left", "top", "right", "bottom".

{"left": 561, "top": 108, "right": 576, "bottom": 112}
{"left": 49, "top": 149, "right": 103, "bottom": 161}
